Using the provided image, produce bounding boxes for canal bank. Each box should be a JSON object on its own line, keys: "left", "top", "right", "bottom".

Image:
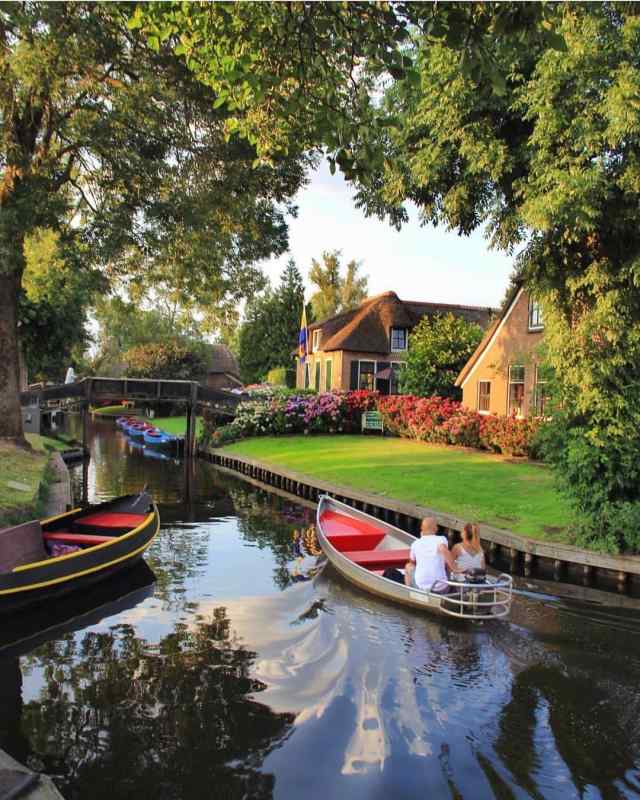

{"left": 5, "top": 416, "right": 640, "bottom": 800}
{"left": 204, "top": 447, "right": 640, "bottom": 596}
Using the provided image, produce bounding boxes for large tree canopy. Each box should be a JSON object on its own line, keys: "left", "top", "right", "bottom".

{"left": 141, "top": 1, "right": 640, "bottom": 549}
{"left": 0, "top": 1, "right": 309, "bottom": 443}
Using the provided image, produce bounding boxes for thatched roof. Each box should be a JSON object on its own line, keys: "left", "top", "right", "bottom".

{"left": 309, "top": 292, "right": 495, "bottom": 354}
{"left": 208, "top": 344, "right": 240, "bottom": 378}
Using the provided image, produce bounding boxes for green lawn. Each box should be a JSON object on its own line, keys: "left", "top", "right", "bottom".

{"left": 91, "top": 404, "right": 137, "bottom": 416}
{"left": 26, "top": 433, "right": 69, "bottom": 452}
{"left": 0, "top": 440, "right": 50, "bottom": 523}
{"left": 151, "top": 416, "right": 203, "bottom": 436}
{"left": 222, "top": 435, "right": 574, "bottom": 542}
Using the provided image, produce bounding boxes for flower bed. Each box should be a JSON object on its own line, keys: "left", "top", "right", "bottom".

{"left": 205, "top": 388, "right": 543, "bottom": 457}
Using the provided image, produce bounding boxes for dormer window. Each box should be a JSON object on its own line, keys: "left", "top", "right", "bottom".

{"left": 528, "top": 299, "right": 543, "bottom": 331}
{"left": 312, "top": 329, "right": 321, "bottom": 352}
{"left": 390, "top": 327, "right": 408, "bottom": 352}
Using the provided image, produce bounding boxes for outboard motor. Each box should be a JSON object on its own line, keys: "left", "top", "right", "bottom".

{"left": 464, "top": 568, "right": 487, "bottom": 585}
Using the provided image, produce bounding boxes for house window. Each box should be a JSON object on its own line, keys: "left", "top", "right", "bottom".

{"left": 478, "top": 381, "right": 491, "bottom": 413}
{"left": 358, "top": 361, "right": 376, "bottom": 391}
{"left": 508, "top": 365, "right": 525, "bottom": 417}
{"left": 325, "top": 359, "right": 332, "bottom": 391}
{"left": 390, "top": 362, "right": 406, "bottom": 395}
{"left": 534, "top": 365, "right": 552, "bottom": 416}
{"left": 312, "top": 329, "right": 321, "bottom": 352}
{"left": 390, "top": 327, "right": 408, "bottom": 352}
{"left": 315, "top": 361, "right": 321, "bottom": 391}
{"left": 528, "top": 300, "right": 544, "bottom": 330}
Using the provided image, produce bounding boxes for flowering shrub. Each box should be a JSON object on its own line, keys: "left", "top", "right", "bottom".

{"left": 378, "top": 394, "right": 541, "bottom": 456}
{"left": 206, "top": 388, "right": 543, "bottom": 458}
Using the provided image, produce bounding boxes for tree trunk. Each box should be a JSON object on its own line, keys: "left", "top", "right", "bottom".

{"left": 0, "top": 269, "right": 27, "bottom": 444}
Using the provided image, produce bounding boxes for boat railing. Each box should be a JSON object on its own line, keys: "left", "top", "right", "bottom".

{"left": 431, "top": 573, "right": 513, "bottom": 619}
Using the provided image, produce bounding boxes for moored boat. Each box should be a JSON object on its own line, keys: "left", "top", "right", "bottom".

{"left": 143, "top": 427, "right": 176, "bottom": 449}
{"left": 0, "top": 491, "right": 159, "bottom": 614}
{"left": 316, "top": 495, "right": 512, "bottom": 619}
{"left": 126, "top": 421, "right": 154, "bottom": 440}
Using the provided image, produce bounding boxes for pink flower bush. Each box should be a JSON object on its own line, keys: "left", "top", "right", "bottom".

{"left": 207, "top": 388, "right": 543, "bottom": 458}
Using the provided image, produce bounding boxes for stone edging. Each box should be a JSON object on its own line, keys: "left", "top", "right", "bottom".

{"left": 201, "top": 448, "right": 640, "bottom": 592}
{"left": 43, "top": 452, "right": 72, "bottom": 517}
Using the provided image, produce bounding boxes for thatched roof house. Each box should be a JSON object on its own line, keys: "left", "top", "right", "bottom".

{"left": 297, "top": 291, "right": 495, "bottom": 394}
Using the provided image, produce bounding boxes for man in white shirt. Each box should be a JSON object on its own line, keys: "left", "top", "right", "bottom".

{"left": 404, "top": 517, "right": 456, "bottom": 593}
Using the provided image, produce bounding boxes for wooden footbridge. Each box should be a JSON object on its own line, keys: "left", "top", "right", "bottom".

{"left": 20, "top": 376, "right": 245, "bottom": 458}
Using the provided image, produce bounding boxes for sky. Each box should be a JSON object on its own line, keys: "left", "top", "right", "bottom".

{"left": 260, "top": 160, "right": 516, "bottom": 310}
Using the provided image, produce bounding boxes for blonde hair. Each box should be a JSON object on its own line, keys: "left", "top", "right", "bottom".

{"left": 462, "top": 523, "right": 481, "bottom": 553}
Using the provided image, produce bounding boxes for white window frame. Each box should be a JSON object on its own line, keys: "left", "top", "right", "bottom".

{"left": 312, "top": 329, "right": 321, "bottom": 352}
{"left": 508, "top": 364, "right": 525, "bottom": 417}
{"left": 528, "top": 299, "right": 544, "bottom": 331}
{"left": 325, "top": 359, "right": 332, "bottom": 391}
{"left": 390, "top": 327, "right": 408, "bottom": 352}
{"left": 477, "top": 380, "right": 491, "bottom": 414}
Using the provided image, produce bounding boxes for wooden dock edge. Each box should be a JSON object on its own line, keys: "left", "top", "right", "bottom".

{"left": 201, "top": 448, "right": 640, "bottom": 595}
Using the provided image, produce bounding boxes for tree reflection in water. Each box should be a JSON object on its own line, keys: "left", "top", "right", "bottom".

{"left": 13, "top": 608, "right": 294, "bottom": 800}
{"left": 495, "top": 664, "right": 638, "bottom": 800}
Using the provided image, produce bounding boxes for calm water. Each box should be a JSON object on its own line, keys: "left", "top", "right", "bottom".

{"left": 2, "top": 416, "right": 640, "bottom": 799}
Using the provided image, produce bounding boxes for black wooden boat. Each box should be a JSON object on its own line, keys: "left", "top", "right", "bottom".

{"left": 0, "top": 491, "right": 159, "bottom": 614}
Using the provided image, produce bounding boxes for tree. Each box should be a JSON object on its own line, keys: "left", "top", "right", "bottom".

{"left": 0, "top": 3, "right": 308, "bottom": 444}
{"left": 143, "top": 2, "right": 640, "bottom": 547}
{"left": 123, "top": 340, "right": 209, "bottom": 382}
{"left": 309, "top": 250, "right": 368, "bottom": 321}
{"left": 19, "top": 228, "right": 103, "bottom": 382}
{"left": 238, "top": 259, "right": 309, "bottom": 383}
{"left": 400, "top": 314, "right": 483, "bottom": 399}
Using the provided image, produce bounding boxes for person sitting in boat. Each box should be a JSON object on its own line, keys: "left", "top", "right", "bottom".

{"left": 451, "top": 523, "right": 485, "bottom": 579}
{"left": 404, "top": 517, "right": 456, "bottom": 594}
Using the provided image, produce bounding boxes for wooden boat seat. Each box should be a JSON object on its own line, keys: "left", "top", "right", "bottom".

{"left": 342, "top": 548, "right": 411, "bottom": 570}
{"left": 327, "top": 533, "right": 385, "bottom": 552}
{"left": 0, "top": 520, "right": 47, "bottom": 572}
{"left": 43, "top": 532, "right": 117, "bottom": 546}
{"left": 319, "top": 510, "right": 385, "bottom": 537}
{"left": 74, "top": 512, "right": 146, "bottom": 529}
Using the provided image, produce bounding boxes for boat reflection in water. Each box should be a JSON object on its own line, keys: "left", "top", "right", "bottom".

{"left": 15, "top": 416, "right": 640, "bottom": 800}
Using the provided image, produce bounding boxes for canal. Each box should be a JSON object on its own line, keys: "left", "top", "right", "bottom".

{"left": 2, "top": 416, "right": 640, "bottom": 799}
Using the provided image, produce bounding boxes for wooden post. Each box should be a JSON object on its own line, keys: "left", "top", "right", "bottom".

{"left": 185, "top": 382, "right": 198, "bottom": 459}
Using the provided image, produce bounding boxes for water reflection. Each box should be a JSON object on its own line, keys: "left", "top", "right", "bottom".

{"left": 2, "top": 417, "right": 639, "bottom": 800}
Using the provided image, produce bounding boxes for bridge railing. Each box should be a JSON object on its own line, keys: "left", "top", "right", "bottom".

{"left": 20, "top": 377, "right": 246, "bottom": 408}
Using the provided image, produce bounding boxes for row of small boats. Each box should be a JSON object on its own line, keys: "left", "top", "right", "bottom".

{"left": 117, "top": 415, "right": 177, "bottom": 450}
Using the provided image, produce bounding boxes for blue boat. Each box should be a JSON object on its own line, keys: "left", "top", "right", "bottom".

{"left": 143, "top": 428, "right": 176, "bottom": 449}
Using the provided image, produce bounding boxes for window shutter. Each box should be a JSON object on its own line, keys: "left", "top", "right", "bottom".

{"left": 350, "top": 361, "right": 359, "bottom": 390}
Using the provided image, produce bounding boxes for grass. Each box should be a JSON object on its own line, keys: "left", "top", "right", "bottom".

{"left": 91, "top": 404, "right": 137, "bottom": 416}
{"left": 221, "top": 435, "right": 574, "bottom": 542}
{"left": 148, "top": 416, "right": 203, "bottom": 437}
{"left": 0, "top": 439, "right": 52, "bottom": 524}
{"left": 26, "top": 433, "right": 69, "bottom": 452}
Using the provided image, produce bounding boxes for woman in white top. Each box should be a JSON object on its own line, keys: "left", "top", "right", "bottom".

{"left": 451, "top": 523, "right": 485, "bottom": 578}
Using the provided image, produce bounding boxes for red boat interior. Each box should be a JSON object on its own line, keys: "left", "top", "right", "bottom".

{"left": 320, "top": 509, "right": 410, "bottom": 572}
{"left": 44, "top": 511, "right": 148, "bottom": 549}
